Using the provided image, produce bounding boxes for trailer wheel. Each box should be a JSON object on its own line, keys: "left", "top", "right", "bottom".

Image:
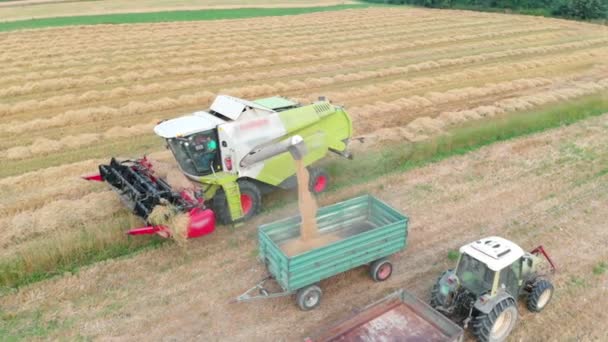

{"left": 213, "top": 180, "right": 262, "bottom": 224}
{"left": 472, "top": 297, "right": 518, "bottom": 342}
{"left": 370, "top": 259, "right": 393, "bottom": 282}
{"left": 296, "top": 285, "right": 323, "bottom": 311}
{"left": 527, "top": 279, "right": 554, "bottom": 312}
{"left": 308, "top": 168, "right": 329, "bottom": 194}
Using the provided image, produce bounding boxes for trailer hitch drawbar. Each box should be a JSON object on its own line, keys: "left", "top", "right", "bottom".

{"left": 233, "top": 276, "right": 294, "bottom": 303}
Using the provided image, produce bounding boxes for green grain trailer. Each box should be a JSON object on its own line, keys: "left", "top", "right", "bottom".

{"left": 236, "top": 195, "right": 408, "bottom": 310}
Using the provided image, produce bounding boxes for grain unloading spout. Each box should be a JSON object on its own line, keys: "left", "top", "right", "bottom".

{"left": 287, "top": 135, "right": 307, "bottom": 160}
{"left": 240, "top": 135, "right": 307, "bottom": 167}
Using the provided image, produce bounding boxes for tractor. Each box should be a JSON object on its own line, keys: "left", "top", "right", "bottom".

{"left": 84, "top": 95, "right": 352, "bottom": 238}
{"left": 430, "top": 236, "right": 556, "bottom": 342}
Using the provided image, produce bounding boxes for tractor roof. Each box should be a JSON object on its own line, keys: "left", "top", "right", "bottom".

{"left": 154, "top": 111, "right": 226, "bottom": 138}
{"left": 460, "top": 236, "right": 524, "bottom": 271}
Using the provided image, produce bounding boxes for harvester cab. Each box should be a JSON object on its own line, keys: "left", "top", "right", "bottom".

{"left": 84, "top": 95, "right": 353, "bottom": 239}
{"left": 430, "top": 237, "right": 556, "bottom": 342}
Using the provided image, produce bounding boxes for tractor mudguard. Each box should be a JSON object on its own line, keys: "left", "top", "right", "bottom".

{"left": 437, "top": 270, "right": 459, "bottom": 297}
{"left": 473, "top": 290, "right": 514, "bottom": 314}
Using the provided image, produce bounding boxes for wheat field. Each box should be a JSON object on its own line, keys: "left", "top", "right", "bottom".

{"left": 1, "top": 7, "right": 607, "bottom": 287}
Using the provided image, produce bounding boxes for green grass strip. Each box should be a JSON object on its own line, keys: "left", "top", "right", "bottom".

{"left": 0, "top": 4, "right": 369, "bottom": 32}
{"left": 1, "top": 93, "right": 607, "bottom": 292}
{"left": 326, "top": 93, "right": 608, "bottom": 190}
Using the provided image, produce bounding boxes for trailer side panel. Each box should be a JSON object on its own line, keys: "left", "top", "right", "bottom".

{"left": 258, "top": 195, "right": 408, "bottom": 292}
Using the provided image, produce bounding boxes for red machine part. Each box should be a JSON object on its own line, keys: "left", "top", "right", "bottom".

{"left": 83, "top": 156, "right": 216, "bottom": 239}
{"left": 126, "top": 208, "right": 215, "bottom": 239}
{"left": 82, "top": 173, "right": 103, "bottom": 182}
{"left": 241, "top": 193, "right": 253, "bottom": 215}
{"left": 313, "top": 175, "right": 328, "bottom": 193}
{"left": 185, "top": 208, "right": 216, "bottom": 238}
{"left": 530, "top": 245, "right": 557, "bottom": 272}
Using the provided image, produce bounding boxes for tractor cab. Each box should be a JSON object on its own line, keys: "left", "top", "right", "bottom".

{"left": 456, "top": 237, "right": 525, "bottom": 298}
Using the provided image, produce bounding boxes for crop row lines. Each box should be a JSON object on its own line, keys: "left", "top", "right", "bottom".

{"left": 1, "top": 28, "right": 590, "bottom": 101}
{"left": 0, "top": 32, "right": 596, "bottom": 137}
{"left": 0, "top": 16, "right": 517, "bottom": 72}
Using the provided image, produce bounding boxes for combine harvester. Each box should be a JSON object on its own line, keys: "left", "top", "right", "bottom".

{"left": 85, "top": 95, "right": 352, "bottom": 238}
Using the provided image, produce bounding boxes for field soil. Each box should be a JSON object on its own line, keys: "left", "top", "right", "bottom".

{"left": 2, "top": 113, "right": 607, "bottom": 341}
{"left": 1, "top": 7, "right": 607, "bottom": 341}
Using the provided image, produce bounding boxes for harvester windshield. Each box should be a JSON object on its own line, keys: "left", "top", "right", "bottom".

{"left": 456, "top": 253, "right": 495, "bottom": 295}
{"left": 167, "top": 130, "right": 220, "bottom": 176}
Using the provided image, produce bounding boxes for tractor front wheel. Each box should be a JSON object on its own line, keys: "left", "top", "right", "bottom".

{"left": 472, "top": 297, "right": 518, "bottom": 342}
{"left": 527, "top": 279, "right": 554, "bottom": 312}
{"left": 213, "top": 180, "right": 262, "bottom": 224}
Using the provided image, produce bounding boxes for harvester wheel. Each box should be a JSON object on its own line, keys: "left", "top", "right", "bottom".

{"left": 527, "top": 279, "right": 554, "bottom": 312}
{"left": 472, "top": 297, "right": 518, "bottom": 342}
{"left": 296, "top": 285, "right": 323, "bottom": 311}
{"left": 213, "top": 180, "right": 262, "bottom": 224}
{"left": 308, "top": 168, "right": 329, "bottom": 194}
{"left": 369, "top": 258, "right": 393, "bottom": 282}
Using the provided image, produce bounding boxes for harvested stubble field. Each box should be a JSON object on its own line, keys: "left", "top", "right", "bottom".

{"left": 2, "top": 107, "right": 608, "bottom": 341}
{"left": 1, "top": 6, "right": 608, "bottom": 340}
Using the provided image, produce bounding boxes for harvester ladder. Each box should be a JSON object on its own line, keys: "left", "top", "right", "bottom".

{"left": 221, "top": 182, "right": 243, "bottom": 222}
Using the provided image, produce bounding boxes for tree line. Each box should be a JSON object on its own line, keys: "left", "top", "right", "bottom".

{"left": 365, "top": 0, "right": 608, "bottom": 20}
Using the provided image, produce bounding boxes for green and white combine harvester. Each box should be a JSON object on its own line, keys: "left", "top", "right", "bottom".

{"left": 84, "top": 95, "right": 353, "bottom": 238}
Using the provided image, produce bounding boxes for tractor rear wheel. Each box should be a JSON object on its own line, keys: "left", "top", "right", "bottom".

{"left": 213, "top": 180, "right": 262, "bottom": 224}
{"left": 308, "top": 167, "right": 329, "bottom": 194}
{"left": 369, "top": 258, "right": 393, "bottom": 282}
{"left": 527, "top": 279, "right": 554, "bottom": 312}
{"left": 472, "top": 297, "right": 518, "bottom": 342}
{"left": 296, "top": 285, "right": 323, "bottom": 311}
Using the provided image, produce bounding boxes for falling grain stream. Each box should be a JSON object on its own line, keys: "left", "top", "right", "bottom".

{"left": 281, "top": 159, "right": 338, "bottom": 256}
